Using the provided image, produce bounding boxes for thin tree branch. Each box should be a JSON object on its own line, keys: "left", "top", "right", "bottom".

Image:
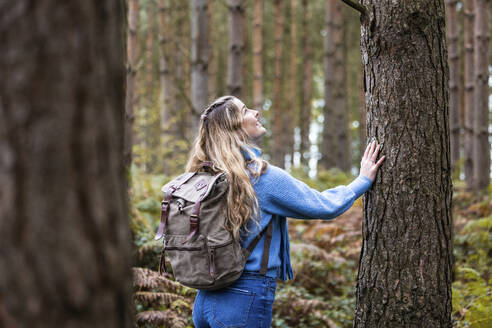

{"left": 340, "top": 0, "right": 367, "bottom": 17}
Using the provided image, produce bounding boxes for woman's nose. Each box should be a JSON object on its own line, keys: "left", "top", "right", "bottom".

{"left": 254, "top": 110, "right": 259, "bottom": 117}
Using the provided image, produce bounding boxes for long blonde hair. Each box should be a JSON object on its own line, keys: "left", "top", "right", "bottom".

{"left": 185, "top": 96, "right": 268, "bottom": 241}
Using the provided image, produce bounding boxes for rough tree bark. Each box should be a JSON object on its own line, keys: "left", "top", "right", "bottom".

{"left": 358, "top": 66, "right": 367, "bottom": 170}
{"left": 191, "top": 0, "right": 210, "bottom": 133}
{"left": 125, "top": 0, "right": 140, "bottom": 170}
{"left": 271, "top": 0, "right": 285, "bottom": 167}
{"left": 227, "top": 0, "right": 245, "bottom": 97}
{"left": 0, "top": 1, "right": 134, "bottom": 326}
{"left": 252, "top": 0, "right": 263, "bottom": 111}
{"left": 354, "top": 1, "right": 453, "bottom": 327}
{"left": 473, "top": 0, "right": 490, "bottom": 191}
{"left": 446, "top": 0, "right": 460, "bottom": 177}
{"left": 463, "top": 0, "right": 475, "bottom": 190}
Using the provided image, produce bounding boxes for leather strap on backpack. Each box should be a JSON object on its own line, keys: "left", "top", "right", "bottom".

{"left": 183, "top": 171, "right": 224, "bottom": 244}
{"left": 183, "top": 192, "right": 206, "bottom": 243}
{"left": 245, "top": 220, "right": 274, "bottom": 276}
{"left": 259, "top": 220, "right": 273, "bottom": 275}
{"left": 155, "top": 172, "right": 196, "bottom": 240}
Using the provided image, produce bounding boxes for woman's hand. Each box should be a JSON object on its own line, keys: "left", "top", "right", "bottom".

{"left": 360, "top": 140, "right": 385, "bottom": 183}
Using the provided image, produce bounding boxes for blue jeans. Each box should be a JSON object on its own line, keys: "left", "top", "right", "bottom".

{"left": 192, "top": 271, "right": 277, "bottom": 328}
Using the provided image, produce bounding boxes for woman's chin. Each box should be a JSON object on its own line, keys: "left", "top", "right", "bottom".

{"left": 247, "top": 128, "right": 267, "bottom": 140}
{"left": 256, "top": 127, "right": 267, "bottom": 138}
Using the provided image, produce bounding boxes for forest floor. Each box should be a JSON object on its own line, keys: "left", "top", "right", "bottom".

{"left": 131, "top": 173, "right": 492, "bottom": 328}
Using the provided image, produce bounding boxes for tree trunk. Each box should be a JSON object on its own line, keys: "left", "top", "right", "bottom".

{"left": 125, "top": 0, "right": 140, "bottom": 170}
{"left": 0, "top": 1, "right": 134, "bottom": 326}
{"left": 284, "top": 0, "right": 298, "bottom": 167}
{"left": 463, "top": 0, "right": 475, "bottom": 190}
{"left": 358, "top": 64, "right": 367, "bottom": 172}
{"left": 182, "top": 0, "right": 192, "bottom": 141}
{"left": 141, "top": 0, "right": 155, "bottom": 173}
{"left": 174, "top": 0, "right": 189, "bottom": 141}
{"left": 446, "top": 0, "right": 460, "bottom": 177}
{"left": 191, "top": 0, "right": 210, "bottom": 133}
{"left": 354, "top": 1, "right": 453, "bottom": 327}
{"left": 321, "top": 0, "right": 340, "bottom": 170}
{"left": 227, "top": 0, "right": 245, "bottom": 97}
{"left": 208, "top": 1, "right": 217, "bottom": 100}
{"left": 252, "top": 0, "right": 263, "bottom": 111}
{"left": 473, "top": 0, "right": 490, "bottom": 191}
{"left": 158, "top": 0, "right": 174, "bottom": 130}
{"left": 145, "top": 0, "right": 155, "bottom": 102}
{"left": 158, "top": 0, "right": 175, "bottom": 175}
{"left": 333, "top": 3, "right": 350, "bottom": 172}
{"left": 299, "top": 0, "right": 313, "bottom": 168}
{"left": 242, "top": 10, "right": 252, "bottom": 107}
{"left": 272, "top": 0, "right": 285, "bottom": 167}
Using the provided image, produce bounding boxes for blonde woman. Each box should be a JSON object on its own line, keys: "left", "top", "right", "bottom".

{"left": 188, "top": 96, "right": 385, "bottom": 328}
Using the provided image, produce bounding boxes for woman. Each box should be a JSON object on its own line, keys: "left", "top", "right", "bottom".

{"left": 187, "top": 95, "right": 385, "bottom": 328}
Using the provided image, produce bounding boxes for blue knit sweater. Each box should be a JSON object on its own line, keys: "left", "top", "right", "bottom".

{"left": 240, "top": 147, "right": 373, "bottom": 281}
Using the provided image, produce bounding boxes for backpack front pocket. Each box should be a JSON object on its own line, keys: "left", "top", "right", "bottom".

{"left": 208, "top": 239, "right": 245, "bottom": 282}
{"left": 164, "top": 235, "right": 214, "bottom": 287}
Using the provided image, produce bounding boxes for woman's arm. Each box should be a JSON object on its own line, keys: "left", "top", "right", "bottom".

{"left": 255, "top": 140, "right": 384, "bottom": 220}
{"left": 256, "top": 165, "right": 372, "bottom": 220}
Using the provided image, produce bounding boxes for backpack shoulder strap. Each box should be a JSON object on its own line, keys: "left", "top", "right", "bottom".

{"left": 245, "top": 220, "right": 274, "bottom": 275}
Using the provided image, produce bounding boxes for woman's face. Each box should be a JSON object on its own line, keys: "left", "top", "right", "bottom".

{"left": 232, "top": 98, "right": 266, "bottom": 139}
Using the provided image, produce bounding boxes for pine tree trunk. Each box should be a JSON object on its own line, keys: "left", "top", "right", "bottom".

{"left": 146, "top": 0, "right": 155, "bottom": 102}
{"left": 272, "top": 0, "right": 285, "bottom": 167}
{"left": 333, "top": 3, "right": 350, "bottom": 172}
{"left": 158, "top": 0, "right": 175, "bottom": 175}
{"left": 208, "top": 1, "right": 217, "bottom": 100}
{"left": 216, "top": 35, "right": 228, "bottom": 96}
{"left": 142, "top": 0, "right": 155, "bottom": 173}
{"left": 358, "top": 65, "right": 367, "bottom": 172}
{"left": 253, "top": 0, "right": 263, "bottom": 111}
{"left": 464, "top": 0, "right": 475, "bottom": 190}
{"left": 242, "top": 11, "right": 252, "bottom": 107}
{"left": 284, "top": 0, "right": 298, "bottom": 167}
{"left": 321, "top": 0, "right": 337, "bottom": 170}
{"left": 191, "top": 0, "right": 210, "bottom": 132}
{"left": 125, "top": 0, "right": 140, "bottom": 170}
{"left": 0, "top": 1, "right": 134, "bottom": 326}
{"left": 158, "top": 0, "right": 174, "bottom": 131}
{"left": 446, "top": 0, "right": 460, "bottom": 177}
{"left": 473, "top": 0, "right": 490, "bottom": 191}
{"left": 182, "top": 1, "right": 192, "bottom": 141}
{"left": 299, "top": 0, "right": 312, "bottom": 168}
{"left": 174, "top": 0, "right": 188, "bottom": 141}
{"left": 227, "top": 0, "right": 245, "bottom": 97}
{"left": 354, "top": 1, "right": 453, "bottom": 326}
{"left": 458, "top": 8, "right": 465, "bottom": 163}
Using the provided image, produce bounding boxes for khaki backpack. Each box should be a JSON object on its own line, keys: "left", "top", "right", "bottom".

{"left": 154, "top": 165, "right": 272, "bottom": 291}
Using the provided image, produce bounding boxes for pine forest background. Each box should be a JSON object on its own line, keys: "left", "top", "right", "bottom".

{"left": 126, "top": 0, "right": 492, "bottom": 327}
{"left": 5, "top": 0, "right": 492, "bottom": 327}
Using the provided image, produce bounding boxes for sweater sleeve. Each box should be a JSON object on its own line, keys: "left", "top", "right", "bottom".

{"left": 257, "top": 165, "right": 372, "bottom": 220}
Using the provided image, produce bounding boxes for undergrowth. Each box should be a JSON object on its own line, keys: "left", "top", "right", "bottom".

{"left": 130, "top": 167, "right": 492, "bottom": 327}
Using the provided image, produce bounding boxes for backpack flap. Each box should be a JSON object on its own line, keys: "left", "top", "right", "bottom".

{"left": 162, "top": 172, "right": 225, "bottom": 203}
